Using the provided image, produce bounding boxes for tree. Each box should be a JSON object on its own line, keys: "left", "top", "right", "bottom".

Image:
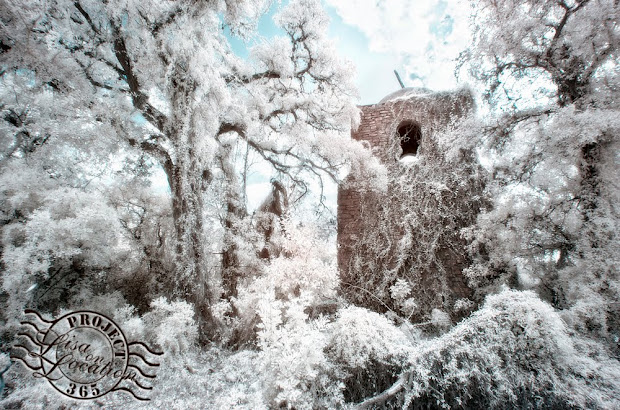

{"left": 0, "top": 0, "right": 383, "bottom": 331}
{"left": 358, "top": 290, "right": 620, "bottom": 409}
{"left": 0, "top": 65, "right": 136, "bottom": 329}
{"left": 457, "top": 0, "right": 619, "bottom": 348}
{"left": 462, "top": 0, "right": 618, "bottom": 107}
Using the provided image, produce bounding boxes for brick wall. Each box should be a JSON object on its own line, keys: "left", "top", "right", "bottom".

{"left": 337, "top": 88, "right": 475, "bottom": 314}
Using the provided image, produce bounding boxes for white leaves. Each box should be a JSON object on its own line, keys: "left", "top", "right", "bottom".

{"left": 235, "top": 218, "right": 339, "bottom": 318}
{"left": 275, "top": 0, "right": 329, "bottom": 37}
{"left": 453, "top": 298, "right": 474, "bottom": 312}
{"left": 390, "top": 279, "right": 412, "bottom": 302}
{"left": 256, "top": 294, "right": 332, "bottom": 409}
{"left": 2, "top": 187, "right": 125, "bottom": 279}
{"left": 250, "top": 37, "right": 295, "bottom": 77}
{"left": 464, "top": 0, "right": 619, "bottom": 108}
{"left": 143, "top": 297, "right": 199, "bottom": 355}
{"left": 398, "top": 289, "right": 620, "bottom": 408}
{"left": 466, "top": 102, "right": 620, "bottom": 300}
{"left": 219, "top": 0, "right": 272, "bottom": 35}
{"left": 328, "top": 306, "right": 412, "bottom": 369}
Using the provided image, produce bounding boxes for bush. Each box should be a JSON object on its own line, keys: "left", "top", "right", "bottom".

{"left": 327, "top": 306, "right": 413, "bottom": 403}
{"left": 386, "top": 290, "right": 620, "bottom": 409}
{"left": 143, "top": 297, "right": 198, "bottom": 356}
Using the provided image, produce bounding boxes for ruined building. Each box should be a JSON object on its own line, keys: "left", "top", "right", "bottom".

{"left": 337, "top": 87, "right": 480, "bottom": 320}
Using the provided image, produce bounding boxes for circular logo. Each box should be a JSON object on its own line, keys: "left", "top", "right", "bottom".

{"left": 35, "top": 311, "right": 129, "bottom": 399}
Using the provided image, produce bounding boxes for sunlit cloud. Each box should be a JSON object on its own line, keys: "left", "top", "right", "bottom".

{"left": 325, "top": 0, "right": 471, "bottom": 92}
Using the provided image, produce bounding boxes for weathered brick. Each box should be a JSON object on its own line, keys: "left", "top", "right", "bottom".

{"left": 338, "top": 88, "right": 476, "bottom": 307}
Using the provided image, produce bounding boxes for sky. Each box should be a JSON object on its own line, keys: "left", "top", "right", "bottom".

{"left": 324, "top": 0, "right": 471, "bottom": 104}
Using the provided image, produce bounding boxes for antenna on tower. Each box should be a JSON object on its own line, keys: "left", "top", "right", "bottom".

{"left": 394, "top": 70, "right": 405, "bottom": 89}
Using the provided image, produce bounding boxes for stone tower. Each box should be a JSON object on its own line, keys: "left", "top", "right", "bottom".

{"left": 337, "top": 87, "right": 476, "bottom": 317}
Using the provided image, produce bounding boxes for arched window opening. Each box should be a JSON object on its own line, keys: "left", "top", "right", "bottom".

{"left": 397, "top": 121, "right": 422, "bottom": 158}
{"left": 397, "top": 121, "right": 421, "bottom": 159}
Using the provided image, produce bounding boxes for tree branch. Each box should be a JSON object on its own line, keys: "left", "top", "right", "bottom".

{"left": 217, "top": 122, "right": 312, "bottom": 195}
{"left": 218, "top": 121, "right": 340, "bottom": 182}
{"left": 73, "top": 1, "right": 99, "bottom": 34}
{"left": 356, "top": 373, "right": 407, "bottom": 409}
{"left": 111, "top": 27, "right": 167, "bottom": 132}
{"left": 227, "top": 70, "right": 282, "bottom": 84}
{"left": 128, "top": 137, "right": 174, "bottom": 187}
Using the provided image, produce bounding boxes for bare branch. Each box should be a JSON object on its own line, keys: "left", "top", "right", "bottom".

{"left": 356, "top": 373, "right": 407, "bottom": 409}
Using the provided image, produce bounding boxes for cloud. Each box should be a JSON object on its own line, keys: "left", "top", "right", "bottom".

{"left": 325, "top": 0, "right": 471, "bottom": 91}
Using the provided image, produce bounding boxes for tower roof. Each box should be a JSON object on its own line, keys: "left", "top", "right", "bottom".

{"left": 378, "top": 87, "right": 433, "bottom": 104}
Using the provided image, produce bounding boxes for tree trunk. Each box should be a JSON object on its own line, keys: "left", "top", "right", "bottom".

{"left": 169, "top": 161, "right": 205, "bottom": 296}
{"left": 579, "top": 141, "right": 601, "bottom": 218}
{"left": 221, "top": 184, "right": 246, "bottom": 300}
{"left": 163, "top": 67, "right": 215, "bottom": 340}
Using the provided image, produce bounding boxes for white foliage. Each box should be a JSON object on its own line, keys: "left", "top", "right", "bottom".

{"left": 143, "top": 297, "right": 198, "bottom": 356}
{"left": 463, "top": 0, "right": 619, "bottom": 108}
{"left": 390, "top": 279, "right": 412, "bottom": 302}
{"left": 328, "top": 306, "right": 412, "bottom": 369}
{"left": 462, "top": 105, "right": 620, "bottom": 310}
{"left": 235, "top": 219, "right": 339, "bottom": 318}
{"left": 399, "top": 289, "right": 620, "bottom": 408}
{"left": 256, "top": 302, "right": 336, "bottom": 409}
{"left": 453, "top": 298, "right": 474, "bottom": 312}
{"left": 1, "top": 184, "right": 129, "bottom": 319}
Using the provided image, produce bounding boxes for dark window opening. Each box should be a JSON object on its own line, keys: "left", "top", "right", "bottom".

{"left": 397, "top": 121, "right": 421, "bottom": 158}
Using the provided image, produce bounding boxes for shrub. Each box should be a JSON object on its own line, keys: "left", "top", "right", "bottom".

{"left": 143, "top": 297, "right": 198, "bottom": 356}
{"left": 376, "top": 290, "right": 620, "bottom": 409}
